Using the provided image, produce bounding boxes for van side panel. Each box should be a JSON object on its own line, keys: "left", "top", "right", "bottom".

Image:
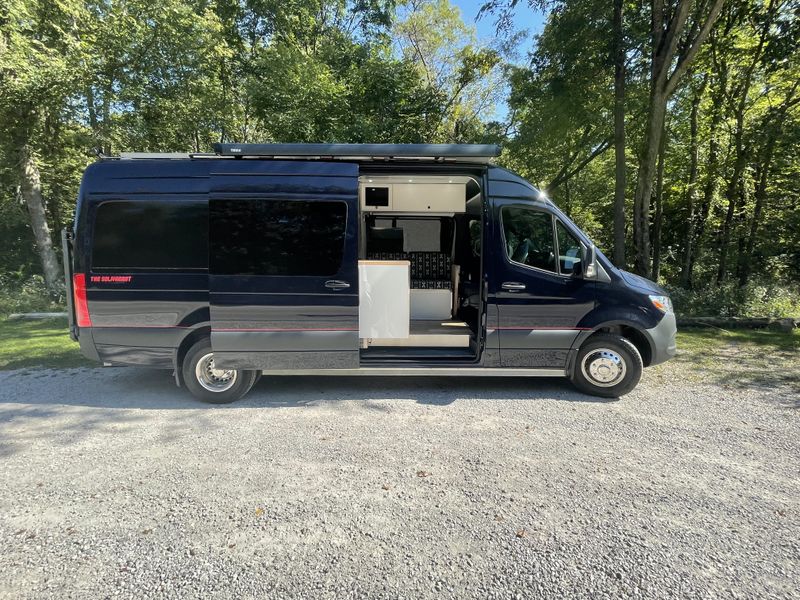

{"left": 208, "top": 161, "right": 360, "bottom": 371}
{"left": 78, "top": 161, "right": 213, "bottom": 367}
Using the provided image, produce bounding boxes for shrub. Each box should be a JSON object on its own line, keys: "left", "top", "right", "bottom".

{"left": 666, "top": 282, "right": 800, "bottom": 318}
{"left": 0, "top": 273, "right": 66, "bottom": 317}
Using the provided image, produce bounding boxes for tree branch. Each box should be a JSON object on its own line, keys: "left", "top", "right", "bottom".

{"left": 547, "top": 137, "right": 613, "bottom": 190}
{"left": 665, "top": 0, "right": 725, "bottom": 96}
{"left": 659, "top": 0, "right": 693, "bottom": 83}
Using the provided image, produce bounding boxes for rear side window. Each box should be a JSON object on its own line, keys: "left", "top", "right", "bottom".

{"left": 211, "top": 199, "right": 347, "bottom": 276}
{"left": 92, "top": 200, "right": 208, "bottom": 271}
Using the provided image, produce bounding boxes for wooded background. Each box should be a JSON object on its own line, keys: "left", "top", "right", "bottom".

{"left": 1, "top": 0, "right": 798, "bottom": 317}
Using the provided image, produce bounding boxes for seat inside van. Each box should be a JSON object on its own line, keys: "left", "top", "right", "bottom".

{"left": 358, "top": 175, "right": 482, "bottom": 360}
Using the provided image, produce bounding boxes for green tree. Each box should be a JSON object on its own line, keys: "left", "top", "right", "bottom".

{"left": 394, "top": 0, "right": 502, "bottom": 141}
{"left": 0, "top": 0, "right": 88, "bottom": 292}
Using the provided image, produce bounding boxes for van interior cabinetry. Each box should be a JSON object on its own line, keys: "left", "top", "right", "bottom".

{"left": 358, "top": 260, "right": 410, "bottom": 339}
{"left": 360, "top": 177, "right": 467, "bottom": 214}
{"left": 393, "top": 183, "right": 464, "bottom": 213}
{"left": 359, "top": 175, "right": 481, "bottom": 361}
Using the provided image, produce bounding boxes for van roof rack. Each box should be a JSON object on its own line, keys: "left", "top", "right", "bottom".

{"left": 117, "top": 152, "right": 218, "bottom": 160}
{"left": 212, "top": 143, "right": 501, "bottom": 163}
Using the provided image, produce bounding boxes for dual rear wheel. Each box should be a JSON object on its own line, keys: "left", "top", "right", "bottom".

{"left": 182, "top": 340, "right": 259, "bottom": 404}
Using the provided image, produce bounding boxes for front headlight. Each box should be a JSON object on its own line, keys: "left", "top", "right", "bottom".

{"left": 649, "top": 294, "right": 673, "bottom": 313}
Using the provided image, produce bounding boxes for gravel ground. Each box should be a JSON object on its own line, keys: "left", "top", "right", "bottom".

{"left": 0, "top": 361, "right": 797, "bottom": 599}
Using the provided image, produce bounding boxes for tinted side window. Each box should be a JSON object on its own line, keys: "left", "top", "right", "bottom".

{"left": 501, "top": 206, "right": 556, "bottom": 273}
{"left": 92, "top": 200, "right": 208, "bottom": 271}
{"left": 556, "top": 220, "right": 583, "bottom": 275}
{"left": 211, "top": 199, "right": 347, "bottom": 276}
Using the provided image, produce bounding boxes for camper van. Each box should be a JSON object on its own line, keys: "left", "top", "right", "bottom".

{"left": 62, "top": 144, "right": 676, "bottom": 403}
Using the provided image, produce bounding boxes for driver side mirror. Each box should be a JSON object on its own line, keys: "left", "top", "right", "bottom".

{"left": 584, "top": 244, "right": 597, "bottom": 279}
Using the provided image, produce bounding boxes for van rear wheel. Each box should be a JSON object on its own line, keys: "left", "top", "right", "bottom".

{"left": 571, "top": 333, "right": 642, "bottom": 398}
{"left": 182, "top": 340, "right": 257, "bottom": 404}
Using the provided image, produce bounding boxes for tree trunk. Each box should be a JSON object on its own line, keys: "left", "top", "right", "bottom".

{"left": 632, "top": 90, "right": 668, "bottom": 278}
{"left": 687, "top": 62, "right": 727, "bottom": 287}
{"left": 733, "top": 171, "right": 750, "bottom": 282}
{"left": 632, "top": 0, "right": 724, "bottom": 278}
{"left": 651, "top": 122, "right": 668, "bottom": 281}
{"left": 86, "top": 85, "right": 99, "bottom": 151}
{"left": 612, "top": 0, "right": 626, "bottom": 268}
{"left": 738, "top": 145, "right": 771, "bottom": 287}
{"left": 18, "top": 144, "right": 63, "bottom": 293}
{"left": 715, "top": 2, "right": 774, "bottom": 285}
{"left": 737, "top": 79, "right": 798, "bottom": 286}
{"left": 716, "top": 113, "right": 747, "bottom": 284}
{"left": 679, "top": 76, "right": 707, "bottom": 287}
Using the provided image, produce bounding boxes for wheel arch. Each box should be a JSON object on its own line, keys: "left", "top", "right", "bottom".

{"left": 172, "top": 325, "right": 212, "bottom": 387}
{"left": 572, "top": 321, "right": 654, "bottom": 367}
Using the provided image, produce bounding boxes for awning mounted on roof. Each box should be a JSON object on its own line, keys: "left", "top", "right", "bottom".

{"left": 212, "top": 143, "right": 501, "bottom": 163}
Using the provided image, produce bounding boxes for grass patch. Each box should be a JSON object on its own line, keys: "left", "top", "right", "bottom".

{"left": 670, "top": 327, "right": 800, "bottom": 394}
{"left": 0, "top": 318, "right": 93, "bottom": 370}
{"left": 677, "top": 327, "right": 800, "bottom": 353}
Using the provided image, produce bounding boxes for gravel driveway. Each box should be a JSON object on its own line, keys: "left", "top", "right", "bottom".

{"left": 0, "top": 363, "right": 797, "bottom": 599}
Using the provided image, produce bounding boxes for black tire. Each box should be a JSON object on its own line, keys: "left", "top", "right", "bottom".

{"left": 570, "top": 333, "right": 643, "bottom": 398}
{"left": 181, "top": 340, "right": 258, "bottom": 404}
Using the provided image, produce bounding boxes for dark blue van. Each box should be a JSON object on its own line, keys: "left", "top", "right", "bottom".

{"left": 63, "top": 144, "right": 676, "bottom": 403}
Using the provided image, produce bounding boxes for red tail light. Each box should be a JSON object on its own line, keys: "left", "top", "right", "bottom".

{"left": 72, "top": 274, "right": 92, "bottom": 327}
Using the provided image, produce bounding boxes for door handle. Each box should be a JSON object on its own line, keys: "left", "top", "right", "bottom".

{"left": 325, "top": 280, "right": 351, "bottom": 290}
{"left": 501, "top": 281, "right": 526, "bottom": 292}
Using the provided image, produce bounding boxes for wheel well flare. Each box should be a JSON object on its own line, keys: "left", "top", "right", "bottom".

{"left": 588, "top": 325, "right": 652, "bottom": 367}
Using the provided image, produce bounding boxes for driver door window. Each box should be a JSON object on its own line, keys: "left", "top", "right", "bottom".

{"left": 501, "top": 206, "right": 556, "bottom": 273}
{"left": 556, "top": 220, "right": 583, "bottom": 275}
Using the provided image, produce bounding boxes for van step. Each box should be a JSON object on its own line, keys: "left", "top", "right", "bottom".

{"left": 360, "top": 347, "right": 475, "bottom": 361}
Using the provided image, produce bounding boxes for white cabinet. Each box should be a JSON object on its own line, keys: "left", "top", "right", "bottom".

{"left": 358, "top": 261, "right": 410, "bottom": 339}
{"left": 392, "top": 183, "right": 464, "bottom": 213}
{"left": 359, "top": 176, "right": 468, "bottom": 213}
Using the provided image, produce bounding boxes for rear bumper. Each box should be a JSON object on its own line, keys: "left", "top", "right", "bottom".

{"left": 645, "top": 312, "right": 677, "bottom": 366}
{"left": 78, "top": 329, "right": 101, "bottom": 362}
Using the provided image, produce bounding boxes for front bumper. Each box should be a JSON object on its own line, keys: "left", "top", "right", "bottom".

{"left": 645, "top": 312, "right": 677, "bottom": 366}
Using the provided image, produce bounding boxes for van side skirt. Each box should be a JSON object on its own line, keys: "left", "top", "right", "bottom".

{"left": 259, "top": 367, "right": 566, "bottom": 377}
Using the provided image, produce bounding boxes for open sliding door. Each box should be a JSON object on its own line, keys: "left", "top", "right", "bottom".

{"left": 209, "top": 161, "right": 359, "bottom": 370}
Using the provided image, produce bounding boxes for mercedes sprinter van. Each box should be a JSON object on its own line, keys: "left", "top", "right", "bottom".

{"left": 63, "top": 144, "right": 676, "bottom": 403}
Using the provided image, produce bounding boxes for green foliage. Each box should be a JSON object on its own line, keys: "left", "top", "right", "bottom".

{"left": 395, "top": 0, "right": 503, "bottom": 140}
{"left": 0, "top": 274, "right": 65, "bottom": 317}
{"left": 666, "top": 282, "right": 800, "bottom": 319}
{"left": 501, "top": 0, "right": 615, "bottom": 190}
{"left": 496, "top": 0, "right": 800, "bottom": 294}
{"left": 1, "top": 0, "right": 797, "bottom": 319}
{"left": 0, "top": 0, "right": 501, "bottom": 279}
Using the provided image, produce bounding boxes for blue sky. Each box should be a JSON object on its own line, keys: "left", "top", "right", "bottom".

{"left": 450, "top": 0, "right": 546, "bottom": 56}
{"left": 449, "top": 0, "right": 547, "bottom": 121}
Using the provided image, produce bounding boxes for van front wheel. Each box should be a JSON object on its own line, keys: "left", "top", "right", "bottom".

{"left": 571, "top": 333, "right": 642, "bottom": 398}
{"left": 182, "top": 340, "right": 257, "bottom": 404}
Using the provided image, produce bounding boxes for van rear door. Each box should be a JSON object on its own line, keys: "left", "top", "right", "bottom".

{"left": 61, "top": 228, "right": 77, "bottom": 341}
{"left": 209, "top": 161, "right": 359, "bottom": 370}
